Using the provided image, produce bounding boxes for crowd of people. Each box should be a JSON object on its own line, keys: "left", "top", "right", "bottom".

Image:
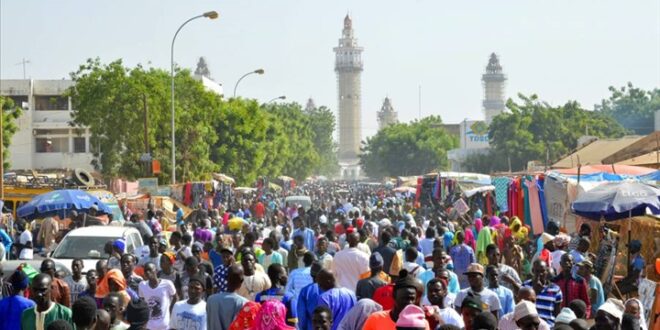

{"left": 0, "top": 181, "right": 654, "bottom": 330}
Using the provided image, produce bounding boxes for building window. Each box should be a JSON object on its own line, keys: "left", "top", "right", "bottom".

{"left": 34, "top": 95, "right": 68, "bottom": 110}
{"left": 36, "top": 137, "right": 68, "bottom": 153}
{"left": 7, "top": 96, "right": 28, "bottom": 109}
{"left": 73, "top": 137, "right": 86, "bottom": 153}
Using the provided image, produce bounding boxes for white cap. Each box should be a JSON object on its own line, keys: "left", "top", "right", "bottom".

{"left": 319, "top": 215, "right": 328, "bottom": 224}
{"left": 598, "top": 298, "right": 624, "bottom": 321}
{"left": 514, "top": 301, "right": 538, "bottom": 322}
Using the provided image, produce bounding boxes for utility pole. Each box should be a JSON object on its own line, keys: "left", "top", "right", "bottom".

{"left": 15, "top": 58, "right": 30, "bottom": 79}
{"left": 143, "top": 94, "right": 151, "bottom": 177}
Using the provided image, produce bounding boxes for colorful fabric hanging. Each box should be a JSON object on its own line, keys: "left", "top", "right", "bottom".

{"left": 492, "top": 177, "right": 510, "bottom": 213}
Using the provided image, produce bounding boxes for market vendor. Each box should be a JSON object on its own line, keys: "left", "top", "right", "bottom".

{"left": 615, "top": 240, "right": 646, "bottom": 298}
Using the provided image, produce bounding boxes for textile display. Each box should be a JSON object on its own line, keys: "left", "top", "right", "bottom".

{"left": 525, "top": 179, "right": 544, "bottom": 236}
{"left": 492, "top": 177, "right": 510, "bottom": 213}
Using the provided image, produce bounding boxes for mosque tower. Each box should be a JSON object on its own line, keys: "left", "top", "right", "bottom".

{"left": 377, "top": 97, "right": 398, "bottom": 130}
{"left": 482, "top": 53, "right": 507, "bottom": 124}
{"left": 334, "top": 14, "right": 363, "bottom": 163}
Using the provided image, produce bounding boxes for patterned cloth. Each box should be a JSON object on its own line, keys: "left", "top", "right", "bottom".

{"left": 213, "top": 264, "right": 229, "bottom": 292}
{"left": 523, "top": 280, "right": 563, "bottom": 327}
{"left": 229, "top": 301, "right": 261, "bottom": 330}
{"left": 492, "top": 177, "right": 511, "bottom": 213}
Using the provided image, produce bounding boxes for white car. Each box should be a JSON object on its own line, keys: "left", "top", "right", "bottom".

{"left": 51, "top": 225, "right": 144, "bottom": 273}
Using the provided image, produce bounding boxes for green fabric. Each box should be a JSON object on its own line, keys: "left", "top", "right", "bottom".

{"left": 522, "top": 176, "right": 532, "bottom": 228}
{"left": 21, "top": 303, "right": 73, "bottom": 330}
{"left": 476, "top": 227, "right": 493, "bottom": 265}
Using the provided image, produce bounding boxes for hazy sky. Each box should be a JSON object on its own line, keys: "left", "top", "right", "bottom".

{"left": 1, "top": 1, "right": 659, "bottom": 139}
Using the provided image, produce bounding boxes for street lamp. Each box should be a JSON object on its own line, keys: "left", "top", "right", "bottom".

{"left": 170, "top": 11, "right": 218, "bottom": 184}
{"left": 267, "top": 95, "right": 286, "bottom": 104}
{"left": 233, "top": 69, "right": 265, "bottom": 98}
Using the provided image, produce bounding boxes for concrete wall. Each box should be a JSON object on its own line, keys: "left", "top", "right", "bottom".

{"left": 337, "top": 72, "right": 362, "bottom": 161}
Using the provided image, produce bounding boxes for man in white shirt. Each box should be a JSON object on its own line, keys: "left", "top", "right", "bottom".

{"left": 170, "top": 275, "right": 207, "bottom": 330}
{"left": 138, "top": 262, "right": 177, "bottom": 330}
{"left": 18, "top": 221, "right": 33, "bottom": 260}
{"left": 453, "top": 263, "right": 501, "bottom": 319}
{"left": 332, "top": 229, "right": 370, "bottom": 292}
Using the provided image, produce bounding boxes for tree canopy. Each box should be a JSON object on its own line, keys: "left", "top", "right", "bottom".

{"left": 476, "top": 94, "right": 628, "bottom": 173}
{"left": 0, "top": 96, "right": 23, "bottom": 170}
{"left": 360, "top": 116, "right": 457, "bottom": 178}
{"left": 67, "top": 58, "right": 337, "bottom": 184}
{"left": 595, "top": 83, "right": 660, "bottom": 135}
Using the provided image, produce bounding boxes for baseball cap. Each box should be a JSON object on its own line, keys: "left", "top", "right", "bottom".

{"left": 461, "top": 294, "right": 483, "bottom": 312}
{"left": 577, "top": 259, "right": 594, "bottom": 270}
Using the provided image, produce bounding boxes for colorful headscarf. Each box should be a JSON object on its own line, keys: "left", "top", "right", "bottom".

{"left": 474, "top": 218, "right": 483, "bottom": 235}
{"left": 95, "top": 268, "right": 131, "bottom": 308}
{"left": 253, "top": 300, "right": 295, "bottom": 330}
{"left": 229, "top": 301, "right": 262, "bottom": 330}
{"left": 464, "top": 228, "right": 476, "bottom": 251}
{"left": 489, "top": 216, "right": 501, "bottom": 227}
{"left": 337, "top": 299, "right": 383, "bottom": 330}
{"left": 476, "top": 226, "right": 493, "bottom": 265}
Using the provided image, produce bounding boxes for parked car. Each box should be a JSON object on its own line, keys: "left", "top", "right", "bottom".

{"left": 51, "top": 226, "right": 144, "bottom": 273}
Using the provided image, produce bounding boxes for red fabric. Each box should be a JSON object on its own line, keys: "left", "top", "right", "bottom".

{"left": 184, "top": 183, "right": 193, "bottom": 206}
{"left": 552, "top": 276, "right": 592, "bottom": 318}
{"left": 372, "top": 284, "right": 395, "bottom": 310}
{"left": 255, "top": 202, "right": 265, "bottom": 219}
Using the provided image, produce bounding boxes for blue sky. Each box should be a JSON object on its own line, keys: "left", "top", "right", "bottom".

{"left": 1, "top": 0, "right": 659, "bottom": 138}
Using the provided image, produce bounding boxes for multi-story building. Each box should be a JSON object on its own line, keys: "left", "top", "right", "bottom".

{"left": 0, "top": 79, "right": 95, "bottom": 171}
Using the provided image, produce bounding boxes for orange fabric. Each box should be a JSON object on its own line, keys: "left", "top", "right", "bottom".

{"left": 358, "top": 271, "right": 391, "bottom": 283}
{"left": 362, "top": 311, "right": 395, "bottom": 330}
{"left": 95, "top": 269, "right": 131, "bottom": 308}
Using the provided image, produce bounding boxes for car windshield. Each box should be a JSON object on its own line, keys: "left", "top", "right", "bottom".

{"left": 52, "top": 236, "right": 116, "bottom": 259}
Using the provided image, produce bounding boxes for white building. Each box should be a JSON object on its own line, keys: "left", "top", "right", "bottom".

{"left": 0, "top": 79, "right": 95, "bottom": 171}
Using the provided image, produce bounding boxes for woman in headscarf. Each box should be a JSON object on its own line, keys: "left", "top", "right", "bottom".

{"left": 337, "top": 298, "right": 383, "bottom": 330}
{"left": 463, "top": 227, "right": 476, "bottom": 251}
{"left": 95, "top": 268, "right": 135, "bottom": 309}
{"left": 229, "top": 301, "right": 262, "bottom": 330}
{"left": 475, "top": 216, "right": 493, "bottom": 265}
{"left": 624, "top": 298, "right": 648, "bottom": 330}
{"left": 509, "top": 217, "right": 528, "bottom": 244}
{"left": 253, "top": 300, "right": 295, "bottom": 330}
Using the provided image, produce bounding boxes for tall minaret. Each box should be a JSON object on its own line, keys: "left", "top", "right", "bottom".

{"left": 334, "top": 14, "right": 363, "bottom": 162}
{"left": 377, "top": 97, "right": 398, "bottom": 130}
{"left": 482, "top": 53, "right": 507, "bottom": 124}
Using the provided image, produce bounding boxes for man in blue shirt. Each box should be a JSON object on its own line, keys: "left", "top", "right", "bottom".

{"left": 449, "top": 231, "right": 475, "bottom": 289}
{"left": 297, "top": 262, "right": 325, "bottom": 330}
{"left": 292, "top": 216, "right": 316, "bottom": 252}
{"left": 0, "top": 270, "right": 36, "bottom": 330}
{"left": 486, "top": 265, "right": 514, "bottom": 315}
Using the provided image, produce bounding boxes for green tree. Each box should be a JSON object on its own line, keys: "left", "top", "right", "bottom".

{"left": 68, "top": 58, "right": 219, "bottom": 182}
{"left": 360, "top": 116, "right": 457, "bottom": 178}
{"left": 305, "top": 105, "right": 339, "bottom": 176}
{"left": 595, "top": 83, "right": 660, "bottom": 135}
{"left": 210, "top": 98, "right": 274, "bottom": 185}
{"left": 0, "top": 96, "right": 23, "bottom": 170}
{"left": 487, "top": 94, "right": 627, "bottom": 172}
{"left": 265, "top": 102, "right": 320, "bottom": 180}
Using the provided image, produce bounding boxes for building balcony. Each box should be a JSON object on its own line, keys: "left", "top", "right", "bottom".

{"left": 32, "top": 152, "right": 94, "bottom": 171}
{"left": 32, "top": 110, "right": 73, "bottom": 125}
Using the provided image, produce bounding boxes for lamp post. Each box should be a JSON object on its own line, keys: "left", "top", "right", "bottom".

{"left": 170, "top": 11, "right": 218, "bottom": 184}
{"left": 267, "top": 95, "right": 286, "bottom": 104}
{"left": 233, "top": 69, "right": 264, "bottom": 98}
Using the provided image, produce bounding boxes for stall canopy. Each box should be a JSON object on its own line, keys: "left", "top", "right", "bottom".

{"left": 18, "top": 189, "right": 112, "bottom": 220}
{"left": 571, "top": 182, "right": 660, "bottom": 221}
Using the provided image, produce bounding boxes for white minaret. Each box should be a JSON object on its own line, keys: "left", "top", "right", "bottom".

{"left": 377, "top": 97, "right": 398, "bottom": 130}
{"left": 482, "top": 53, "right": 507, "bottom": 124}
{"left": 334, "top": 14, "right": 363, "bottom": 162}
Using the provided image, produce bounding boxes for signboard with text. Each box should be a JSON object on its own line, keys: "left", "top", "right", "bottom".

{"left": 459, "top": 120, "right": 490, "bottom": 149}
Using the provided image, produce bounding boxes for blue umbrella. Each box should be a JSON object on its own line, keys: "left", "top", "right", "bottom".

{"left": 17, "top": 189, "right": 112, "bottom": 220}
{"left": 571, "top": 181, "right": 660, "bottom": 221}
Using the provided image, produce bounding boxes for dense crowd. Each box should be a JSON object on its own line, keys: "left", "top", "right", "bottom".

{"left": 0, "top": 182, "right": 652, "bottom": 330}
